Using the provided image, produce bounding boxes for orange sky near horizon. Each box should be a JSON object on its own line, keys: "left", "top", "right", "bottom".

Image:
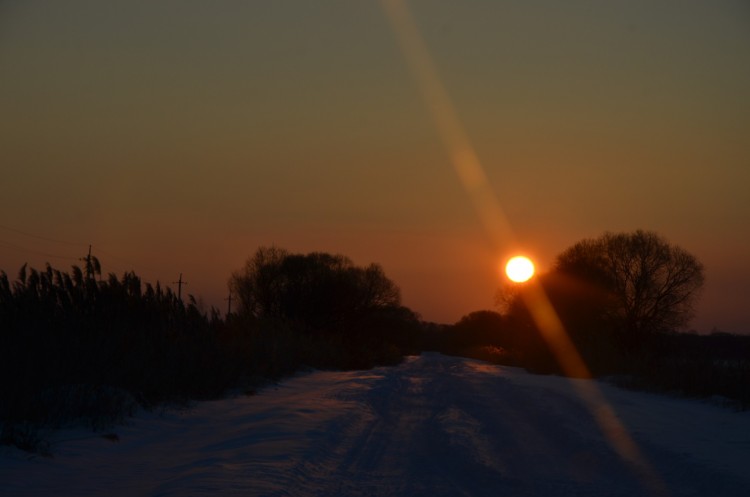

{"left": 1, "top": 0, "right": 749, "bottom": 333}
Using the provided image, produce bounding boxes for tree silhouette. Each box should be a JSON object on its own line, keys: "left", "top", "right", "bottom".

{"left": 554, "top": 230, "right": 705, "bottom": 340}
{"left": 497, "top": 230, "right": 706, "bottom": 372}
{"left": 229, "top": 247, "right": 402, "bottom": 333}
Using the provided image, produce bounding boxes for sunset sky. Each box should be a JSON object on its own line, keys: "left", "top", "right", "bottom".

{"left": 1, "top": 0, "right": 749, "bottom": 333}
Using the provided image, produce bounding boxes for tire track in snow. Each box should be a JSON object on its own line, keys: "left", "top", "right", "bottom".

{"left": 272, "top": 356, "right": 542, "bottom": 496}
{"left": 261, "top": 355, "right": 749, "bottom": 497}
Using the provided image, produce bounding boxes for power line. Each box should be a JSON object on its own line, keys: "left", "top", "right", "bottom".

{"left": 0, "top": 225, "right": 211, "bottom": 307}
{"left": 0, "top": 223, "right": 145, "bottom": 276}
{"left": 0, "top": 223, "right": 88, "bottom": 247}
{"left": 0, "top": 238, "right": 79, "bottom": 261}
{"left": 95, "top": 247, "right": 139, "bottom": 272}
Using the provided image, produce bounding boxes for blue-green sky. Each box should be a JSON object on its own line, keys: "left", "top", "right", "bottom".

{"left": 2, "top": 0, "right": 749, "bottom": 332}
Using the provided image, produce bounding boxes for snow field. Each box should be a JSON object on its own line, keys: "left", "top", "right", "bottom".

{"left": 2, "top": 353, "right": 749, "bottom": 496}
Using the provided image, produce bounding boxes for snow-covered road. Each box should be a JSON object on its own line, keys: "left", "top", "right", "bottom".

{"left": 2, "top": 353, "right": 749, "bottom": 496}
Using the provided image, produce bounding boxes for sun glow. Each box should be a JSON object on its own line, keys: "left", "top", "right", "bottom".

{"left": 505, "top": 256, "right": 535, "bottom": 282}
{"left": 383, "top": 4, "right": 665, "bottom": 493}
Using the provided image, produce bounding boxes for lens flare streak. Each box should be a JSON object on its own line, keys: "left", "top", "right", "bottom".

{"left": 381, "top": 0, "right": 514, "bottom": 252}
{"left": 381, "top": 1, "right": 667, "bottom": 494}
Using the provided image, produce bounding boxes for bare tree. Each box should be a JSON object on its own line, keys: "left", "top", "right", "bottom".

{"left": 555, "top": 230, "right": 705, "bottom": 337}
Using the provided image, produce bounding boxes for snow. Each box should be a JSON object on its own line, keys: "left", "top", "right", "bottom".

{"left": 2, "top": 353, "right": 749, "bottom": 496}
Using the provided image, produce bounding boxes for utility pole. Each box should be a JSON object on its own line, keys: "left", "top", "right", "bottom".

{"left": 173, "top": 273, "right": 187, "bottom": 302}
{"left": 225, "top": 292, "right": 233, "bottom": 317}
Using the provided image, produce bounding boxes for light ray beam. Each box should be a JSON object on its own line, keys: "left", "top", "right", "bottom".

{"left": 381, "top": 0, "right": 514, "bottom": 252}
{"left": 381, "top": 1, "right": 667, "bottom": 494}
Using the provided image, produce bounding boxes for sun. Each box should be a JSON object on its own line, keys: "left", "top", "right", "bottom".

{"left": 505, "top": 256, "right": 535, "bottom": 283}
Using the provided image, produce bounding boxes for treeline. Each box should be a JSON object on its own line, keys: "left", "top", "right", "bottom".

{"left": 423, "top": 310, "right": 750, "bottom": 408}
{"left": 426, "top": 231, "right": 750, "bottom": 409}
{"left": 3, "top": 233, "right": 747, "bottom": 453}
{"left": 0, "top": 248, "right": 421, "bottom": 453}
